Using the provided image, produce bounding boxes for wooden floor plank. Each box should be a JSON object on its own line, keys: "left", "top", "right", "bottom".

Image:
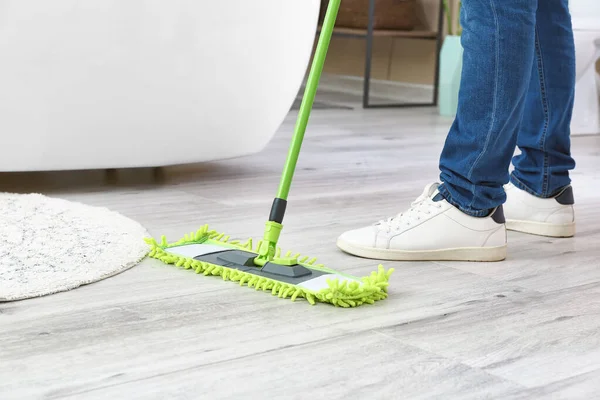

{"left": 1, "top": 100, "right": 599, "bottom": 399}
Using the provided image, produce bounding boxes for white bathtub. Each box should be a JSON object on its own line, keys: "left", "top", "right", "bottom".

{"left": 0, "top": 0, "right": 320, "bottom": 171}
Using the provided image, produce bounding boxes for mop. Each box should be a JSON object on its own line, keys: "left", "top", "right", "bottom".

{"left": 146, "top": 0, "right": 394, "bottom": 307}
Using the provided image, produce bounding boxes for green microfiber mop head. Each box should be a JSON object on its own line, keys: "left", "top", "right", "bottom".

{"left": 145, "top": 0, "right": 394, "bottom": 308}
{"left": 145, "top": 225, "right": 394, "bottom": 308}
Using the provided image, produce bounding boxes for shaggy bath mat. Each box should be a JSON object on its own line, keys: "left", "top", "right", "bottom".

{"left": 0, "top": 193, "right": 149, "bottom": 301}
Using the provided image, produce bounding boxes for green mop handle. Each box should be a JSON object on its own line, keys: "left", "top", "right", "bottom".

{"left": 268, "top": 0, "right": 341, "bottom": 224}
{"left": 256, "top": 0, "right": 341, "bottom": 265}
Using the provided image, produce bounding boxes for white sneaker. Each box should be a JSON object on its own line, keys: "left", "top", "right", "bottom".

{"left": 504, "top": 182, "right": 575, "bottom": 237}
{"left": 336, "top": 183, "right": 507, "bottom": 262}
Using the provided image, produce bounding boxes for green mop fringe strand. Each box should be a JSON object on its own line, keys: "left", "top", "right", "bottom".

{"left": 144, "top": 225, "right": 394, "bottom": 308}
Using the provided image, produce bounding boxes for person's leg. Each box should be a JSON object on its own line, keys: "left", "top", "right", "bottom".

{"left": 336, "top": 0, "right": 540, "bottom": 261}
{"left": 511, "top": 0, "right": 576, "bottom": 197}
{"left": 437, "top": 0, "right": 538, "bottom": 217}
{"left": 503, "top": 0, "right": 577, "bottom": 237}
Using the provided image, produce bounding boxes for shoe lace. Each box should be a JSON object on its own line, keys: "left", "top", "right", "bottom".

{"left": 376, "top": 185, "right": 443, "bottom": 233}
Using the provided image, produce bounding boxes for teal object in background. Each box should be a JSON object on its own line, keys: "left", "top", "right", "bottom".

{"left": 438, "top": 34, "right": 463, "bottom": 117}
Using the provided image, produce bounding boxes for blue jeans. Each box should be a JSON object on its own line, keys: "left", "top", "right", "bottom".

{"left": 437, "top": 0, "right": 576, "bottom": 217}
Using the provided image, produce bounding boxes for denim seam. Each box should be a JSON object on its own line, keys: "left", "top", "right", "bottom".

{"left": 534, "top": 26, "right": 551, "bottom": 197}
{"left": 465, "top": 0, "right": 499, "bottom": 209}
{"left": 510, "top": 173, "right": 568, "bottom": 199}
{"left": 543, "top": 153, "right": 549, "bottom": 196}
{"left": 510, "top": 174, "right": 540, "bottom": 197}
{"left": 438, "top": 185, "right": 490, "bottom": 218}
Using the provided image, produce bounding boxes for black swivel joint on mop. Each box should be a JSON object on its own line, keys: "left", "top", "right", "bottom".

{"left": 269, "top": 198, "right": 287, "bottom": 224}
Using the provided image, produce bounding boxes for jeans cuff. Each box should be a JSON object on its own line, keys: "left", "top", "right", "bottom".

{"left": 509, "top": 174, "right": 541, "bottom": 197}
{"left": 437, "top": 184, "right": 492, "bottom": 218}
{"left": 510, "top": 174, "right": 569, "bottom": 199}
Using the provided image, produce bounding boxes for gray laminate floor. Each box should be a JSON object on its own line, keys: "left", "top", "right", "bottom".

{"left": 1, "top": 99, "right": 600, "bottom": 399}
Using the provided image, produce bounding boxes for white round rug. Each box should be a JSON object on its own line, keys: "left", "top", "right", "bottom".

{"left": 0, "top": 193, "right": 150, "bottom": 301}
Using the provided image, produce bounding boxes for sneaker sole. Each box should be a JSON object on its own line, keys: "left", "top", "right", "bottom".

{"left": 336, "top": 239, "right": 507, "bottom": 262}
{"left": 506, "top": 219, "right": 575, "bottom": 238}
